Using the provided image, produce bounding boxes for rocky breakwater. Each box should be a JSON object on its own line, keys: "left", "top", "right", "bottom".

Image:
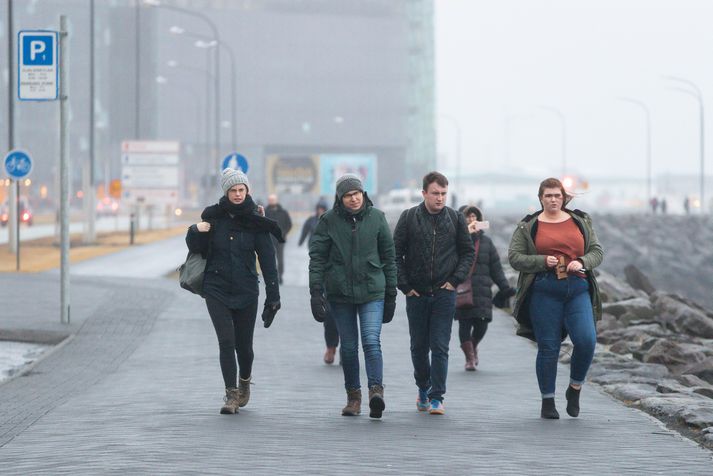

{"left": 586, "top": 265, "right": 713, "bottom": 448}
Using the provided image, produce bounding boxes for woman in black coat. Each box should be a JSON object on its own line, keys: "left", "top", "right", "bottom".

{"left": 455, "top": 206, "right": 515, "bottom": 371}
{"left": 186, "top": 168, "right": 283, "bottom": 415}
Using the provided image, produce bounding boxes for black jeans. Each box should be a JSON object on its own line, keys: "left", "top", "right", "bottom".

{"left": 205, "top": 296, "right": 258, "bottom": 388}
{"left": 458, "top": 319, "right": 488, "bottom": 346}
{"left": 323, "top": 311, "right": 339, "bottom": 348}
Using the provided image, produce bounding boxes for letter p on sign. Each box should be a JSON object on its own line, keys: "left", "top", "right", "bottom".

{"left": 22, "top": 35, "right": 52, "bottom": 66}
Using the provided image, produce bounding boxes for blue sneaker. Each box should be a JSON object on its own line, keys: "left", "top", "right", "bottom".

{"left": 429, "top": 399, "right": 445, "bottom": 415}
{"left": 416, "top": 388, "right": 431, "bottom": 412}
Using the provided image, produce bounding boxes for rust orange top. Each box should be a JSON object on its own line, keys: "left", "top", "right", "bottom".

{"left": 535, "top": 218, "right": 585, "bottom": 275}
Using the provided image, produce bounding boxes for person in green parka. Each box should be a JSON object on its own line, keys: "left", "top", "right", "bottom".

{"left": 508, "top": 177, "right": 604, "bottom": 420}
{"left": 308, "top": 174, "right": 397, "bottom": 419}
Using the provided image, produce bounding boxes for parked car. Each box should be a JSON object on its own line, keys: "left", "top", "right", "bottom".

{"left": 0, "top": 200, "right": 33, "bottom": 227}
{"left": 96, "top": 197, "right": 120, "bottom": 217}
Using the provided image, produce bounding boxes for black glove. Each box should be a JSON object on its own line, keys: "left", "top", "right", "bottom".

{"left": 493, "top": 287, "right": 516, "bottom": 309}
{"left": 310, "top": 286, "right": 327, "bottom": 323}
{"left": 262, "top": 301, "right": 281, "bottom": 328}
{"left": 383, "top": 288, "right": 397, "bottom": 323}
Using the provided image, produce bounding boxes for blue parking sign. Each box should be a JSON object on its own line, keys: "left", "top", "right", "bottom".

{"left": 22, "top": 35, "right": 53, "bottom": 65}
{"left": 4, "top": 150, "right": 33, "bottom": 180}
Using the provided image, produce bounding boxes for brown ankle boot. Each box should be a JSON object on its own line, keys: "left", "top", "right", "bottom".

{"left": 238, "top": 376, "right": 251, "bottom": 407}
{"left": 461, "top": 341, "right": 476, "bottom": 371}
{"left": 220, "top": 387, "right": 240, "bottom": 415}
{"left": 324, "top": 346, "right": 337, "bottom": 365}
{"left": 342, "top": 388, "right": 361, "bottom": 416}
{"left": 368, "top": 384, "right": 385, "bottom": 419}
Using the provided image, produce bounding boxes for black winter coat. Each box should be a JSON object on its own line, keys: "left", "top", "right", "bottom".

{"left": 265, "top": 204, "right": 292, "bottom": 239}
{"left": 393, "top": 203, "right": 474, "bottom": 294}
{"left": 186, "top": 204, "right": 279, "bottom": 309}
{"left": 455, "top": 232, "right": 510, "bottom": 322}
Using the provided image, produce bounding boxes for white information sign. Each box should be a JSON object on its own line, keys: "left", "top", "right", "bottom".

{"left": 121, "top": 140, "right": 181, "bottom": 206}
{"left": 18, "top": 30, "right": 59, "bottom": 101}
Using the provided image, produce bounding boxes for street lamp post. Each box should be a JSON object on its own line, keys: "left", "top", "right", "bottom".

{"left": 617, "top": 97, "right": 652, "bottom": 211}
{"left": 537, "top": 106, "right": 567, "bottom": 176}
{"left": 144, "top": 0, "right": 221, "bottom": 166}
{"left": 664, "top": 75, "right": 706, "bottom": 213}
{"left": 439, "top": 114, "right": 462, "bottom": 200}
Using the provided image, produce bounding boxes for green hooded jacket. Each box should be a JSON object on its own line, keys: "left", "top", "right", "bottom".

{"left": 308, "top": 194, "right": 397, "bottom": 304}
{"left": 507, "top": 209, "right": 604, "bottom": 341}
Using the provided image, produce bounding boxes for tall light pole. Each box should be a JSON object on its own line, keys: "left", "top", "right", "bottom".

{"left": 170, "top": 26, "right": 237, "bottom": 152}
{"left": 664, "top": 75, "right": 705, "bottom": 213}
{"left": 439, "top": 114, "right": 461, "bottom": 200}
{"left": 166, "top": 59, "right": 214, "bottom": 203}
{"left": 144, "top": 0, "right": 221, "bottom": 167}
{"left": 617, "top": 97, "right": 652, "bottom": 211}
{"left": 537, "top": 106, "right": 567, "bottom": 176}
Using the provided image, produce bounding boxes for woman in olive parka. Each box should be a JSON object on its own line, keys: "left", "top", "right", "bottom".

{"left": 308, "top": 174, "right": 397, "bottom": 419}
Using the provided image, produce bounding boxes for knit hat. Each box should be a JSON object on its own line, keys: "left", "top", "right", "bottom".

{"left": 221, "top": 168, "right": 250, "bottom": 194}
{"left": 335, "top": 173, "right": 364, "bottom": 200}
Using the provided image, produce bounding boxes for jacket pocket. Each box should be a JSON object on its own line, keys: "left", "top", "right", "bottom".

{"left": 367, "top": 260, "right": 386, "bottom": 292}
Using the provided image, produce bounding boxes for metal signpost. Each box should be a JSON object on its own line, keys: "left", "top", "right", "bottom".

{"left": 3, "top": 150, "right": 32, "bottom": 271}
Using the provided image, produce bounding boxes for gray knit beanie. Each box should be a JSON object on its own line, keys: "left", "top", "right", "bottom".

{"left": 221, "top": 168, "right": 250, "bottom": 194}
{"left": 335, "top": 173, "right": 364, "bottom": 200}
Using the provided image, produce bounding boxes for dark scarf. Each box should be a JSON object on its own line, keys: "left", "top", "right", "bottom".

{"left": 219, "top": 195, "right": 284, "bottom": 242}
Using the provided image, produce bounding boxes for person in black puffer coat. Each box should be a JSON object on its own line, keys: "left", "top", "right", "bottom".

{"left": 186, "top": 168, "right": 283, "bottom": 415}
{"left": 455, "top": 205, "right": 515, "bottom": 371}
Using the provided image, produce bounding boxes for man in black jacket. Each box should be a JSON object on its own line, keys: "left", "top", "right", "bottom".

{"left": 393, "top": 171, "right": 474, "bottom": 415}
{"left": 265, "top": 194, "right": 292, "bottom": 284}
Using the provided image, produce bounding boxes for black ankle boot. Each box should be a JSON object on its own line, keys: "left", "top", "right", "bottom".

{"left": 566, "top": 385, "right": 581, "bottom": 417}
{"left": 541, "top": 397, "right": 559, "bottom": 419}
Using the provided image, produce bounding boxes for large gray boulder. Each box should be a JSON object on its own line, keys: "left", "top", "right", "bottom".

{"left": 639, "top": 339, "right": 710, "bottom": 368}
{"left": 624, "top": 264, "right": 656, "bottom": 295}
{"left": 602, "top": 297, "right": 655, "bottom": 319}
{"left": 683, "top": 357, "right": 713, "bottom": 384}
{"left": 596, "top": 269, "right": 647, "bottom": 303}
{"left": 651, "top": 292, "right": 713, "bottom": 338}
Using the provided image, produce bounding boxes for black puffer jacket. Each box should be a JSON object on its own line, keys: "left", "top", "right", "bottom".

{"left": 455, "top": 232, "right": 511, "bottom": 322}
{"left": 186, "top": 203, "right": 279, "bottom": 309}
{"left": 393, "top": 203, "right": 474, "bottom": 294}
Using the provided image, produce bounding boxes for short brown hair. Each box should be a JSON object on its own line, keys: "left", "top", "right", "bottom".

{"left": 422, "top": 171, "right": 449, "bottom": 191}
{"left": 537, "top": 177, "right": 572, "bottom": 209}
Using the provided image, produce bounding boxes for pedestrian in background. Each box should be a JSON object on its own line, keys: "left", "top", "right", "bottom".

{"left": 455, "top": 205, "right": 515, "bottom": 371}
{"left": 309, "top": 174, "right": 397, "bottom": 418}
{"left": 299, "top": 199, "right": 340, "bottom": 364}
{"left": 186, "top": 168, "right": 283, "bottom": 415}
{"left": 508, "top": 177, "right": 603, "bottom": 419}
{"left": 393, "top": 171, "right": 474, "bottom": 415}
{"left": 265, "top": 193, "right": 292, "bottom": 284}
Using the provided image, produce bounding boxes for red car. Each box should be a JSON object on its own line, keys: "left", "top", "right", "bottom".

{"left": 0, "top": 200, "right": 33, "bottom": 227}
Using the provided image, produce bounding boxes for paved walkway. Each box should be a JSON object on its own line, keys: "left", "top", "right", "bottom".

{"left": 0, "top": 237, "right": 712, "bottom": 474}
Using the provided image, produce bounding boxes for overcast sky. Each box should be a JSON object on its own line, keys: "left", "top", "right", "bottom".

{"left": 435, "top": 0, "right": 713, "bottom": 182}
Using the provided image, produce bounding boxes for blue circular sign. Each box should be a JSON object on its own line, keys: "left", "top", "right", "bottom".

{"left": 4, "top": 150, "right": 33, "bottom": 179}
{"left": 222, "top": 153, "right": 249, "bottom": 173}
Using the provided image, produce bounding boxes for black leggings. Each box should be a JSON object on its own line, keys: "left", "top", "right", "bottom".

{"left": 323, "top": 311, "right": 339, "bottom": 348}
{"left": 458, "top": 319, "right": 489, "bottom": 346}
{"left": 205, "top": 296, "right": 258, "bottom": 388}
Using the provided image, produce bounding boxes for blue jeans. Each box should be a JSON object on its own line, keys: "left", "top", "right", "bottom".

{"left": 529, "top": 273, "right": 597, "bottom": 398}
{"left": 405, "top": 289, "right": 456, "bottom": 402}
{"left": 329, "top": 300, "right": 384, "bottom": 390}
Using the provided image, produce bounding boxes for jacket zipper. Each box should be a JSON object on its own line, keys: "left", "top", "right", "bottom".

{"left": 430, "top": 215, "right": 436, "bottom": 288}
{"left": 351, "top": 216, "right": 357, "bottom": 299}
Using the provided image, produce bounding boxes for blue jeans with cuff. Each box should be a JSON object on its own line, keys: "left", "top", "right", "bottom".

{"left": 528, "top": 272, "right": 597, "bottom": 398}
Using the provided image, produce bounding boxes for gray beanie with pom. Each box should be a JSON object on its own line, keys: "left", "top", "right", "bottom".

{"left": 221, "top": 168, "right": 250, "bottom": 194}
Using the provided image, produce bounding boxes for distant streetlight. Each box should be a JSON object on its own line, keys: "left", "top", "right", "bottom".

{"left": 170, "top": 26, "right": 238, "bottom": 153}
{"left": 438, "top": 114, "right": 462, "bottom": 198}
{"left": 663, "top": 75, "right": 706, "bottom": 214}
{"left": 144, "top": 0, "right": 222, "bottom": 165}
{"left": 537, "top": 106, "right": 567, "bottom": 176}
{"left": 617, "top": 97, "right": 653, "bottom": 210}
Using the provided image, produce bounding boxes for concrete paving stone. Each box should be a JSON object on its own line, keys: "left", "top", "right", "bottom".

{"left": 0, "top": 238, "right": 711, "bottom": 474}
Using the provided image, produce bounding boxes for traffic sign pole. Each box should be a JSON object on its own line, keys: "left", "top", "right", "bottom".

{"left": 59, "top": 15, "right": 70, "bottom": 325}
{"left": 15, "top": 180, "right": 19, "bottom": 271}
